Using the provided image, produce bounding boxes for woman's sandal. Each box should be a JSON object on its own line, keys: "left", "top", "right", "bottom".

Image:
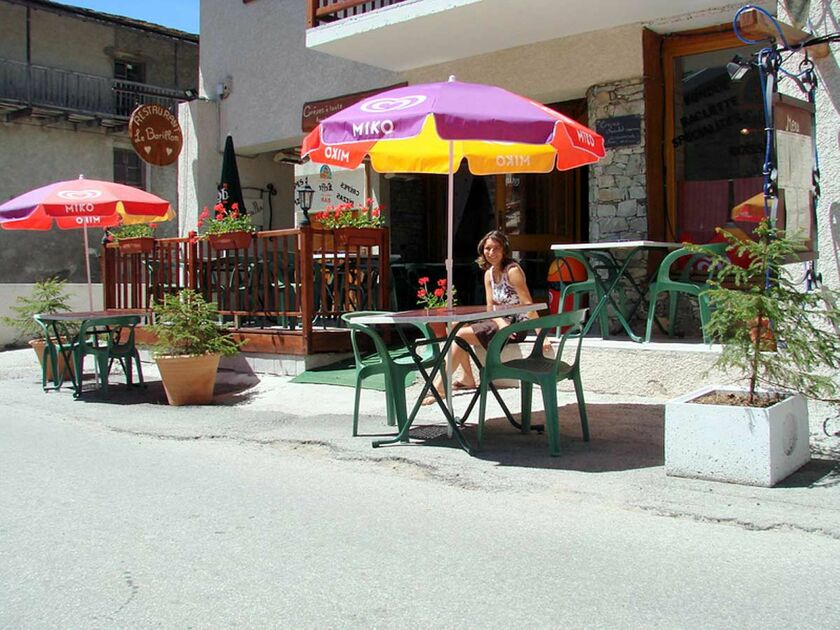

{"left": 452, "top": 380, "right": 476, "bottom": 391}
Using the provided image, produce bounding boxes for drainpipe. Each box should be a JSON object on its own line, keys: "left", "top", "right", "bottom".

{"left": 26, "top": 6, "right": 32, "bottom": 103}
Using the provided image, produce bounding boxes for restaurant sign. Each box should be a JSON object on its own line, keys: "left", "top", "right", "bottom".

{"left": 301, "top": 83, "right": 406, "bottom": 132}
{"left": 129, "top": 103, "right": 183, "bottom": 166}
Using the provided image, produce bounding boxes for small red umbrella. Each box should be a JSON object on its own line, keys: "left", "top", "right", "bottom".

{"left": 0, "top": 176, "right": 175, "bottom": 309}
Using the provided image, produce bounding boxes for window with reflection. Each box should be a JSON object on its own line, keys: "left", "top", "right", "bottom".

{"left": 671, "top": 44, "right": 764, "bottom": 243}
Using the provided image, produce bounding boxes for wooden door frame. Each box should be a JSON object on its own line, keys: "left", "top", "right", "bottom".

{"left": 662, "top": 27, "right": 749, "bottom": 240}
{"left": 494, "top": 98, "right": 588, "bottom": 248}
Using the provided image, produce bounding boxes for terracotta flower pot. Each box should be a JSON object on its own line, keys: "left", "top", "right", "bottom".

{"left": 155, "top": 353, "right": 221, "bottom": 406}
{"left": 29, "top": 338, "right": 74, "bottom": 382}
{"left": 117, "top": 237, "right": 154, "bottom": 254}
{"left": 334, "top": 227, "right": 382, "bottom": 248}
{"left": 208, "top": 231, "right": 252, "bottom": 251}
{"left": 428, "top": 321, "right": 448, "bottom": 338}
{"left": 748, "top": 316, "right": 777, "bottom": 351}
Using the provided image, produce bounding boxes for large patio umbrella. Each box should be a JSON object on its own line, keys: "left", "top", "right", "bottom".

{"left": 302, "top": 76, "right": 606, "bottom": 307}
{"left": 0, "top": 176, "right": 175, "bottom": 309}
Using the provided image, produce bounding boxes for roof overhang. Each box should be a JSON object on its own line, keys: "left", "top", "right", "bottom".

{"left": 306, "top": 0, "right": 773, "bottom": 72}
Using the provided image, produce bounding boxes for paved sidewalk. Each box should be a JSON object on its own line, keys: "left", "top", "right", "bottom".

{"left": 2, "top": 348, "right": 838, "bottom": 539}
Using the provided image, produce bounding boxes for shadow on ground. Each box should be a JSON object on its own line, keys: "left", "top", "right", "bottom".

{"left": 71, "top": 372, "right": 261, "bottom": 406}
{"left": 777, "top": 458, "right": 840, "bottom": 488}
{"left": 407, "top": 402, "right": 666, "bottom": 472}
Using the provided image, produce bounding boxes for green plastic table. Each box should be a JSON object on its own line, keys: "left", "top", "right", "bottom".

{"left": 354, "top": 302, "right": 546, "bottom": 454}
{"left": 551, "top": 240, "right": 682, "bottom": 342}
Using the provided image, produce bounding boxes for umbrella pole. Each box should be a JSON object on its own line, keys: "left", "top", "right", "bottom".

{"left": 446, "top": 140, "right": 455, "bottom": 426}
{"left": 82, "top": 223, "right": 94, "bottom": 310}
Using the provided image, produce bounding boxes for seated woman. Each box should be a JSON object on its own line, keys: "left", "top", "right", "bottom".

{"left": 423, "top": 229, "right": 546, "bottom": 405}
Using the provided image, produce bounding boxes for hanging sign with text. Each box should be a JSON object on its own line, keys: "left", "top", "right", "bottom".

{"left": 595, "top": 115, "right": 641, "bottom": 149}
{"left": 301, "top": 83, "right": 406, "bottom": 132}
{"left": 129, "top": 104, "right": 183, "bottom": 166}
{"left": 773, "top": 94, "right": 815, "bottom": 250}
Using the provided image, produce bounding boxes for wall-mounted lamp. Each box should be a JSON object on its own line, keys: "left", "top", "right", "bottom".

{"left": 274, "top": 150, "right": 303, "bottom": 165}
{"left": 726, "top": 55, "right": 752, "bottom": 81}
{"left": 216, "top": 77, "right": 232, "bottom": 100}
{"left": 296, "top": 183, "right": 315, "bottom": 226}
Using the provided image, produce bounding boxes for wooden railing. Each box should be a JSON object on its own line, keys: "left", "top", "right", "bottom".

{"left": 306, "top": 0, "right": 406, "bottom": 28}
{"left": 0, "top": 58, "right": 184, "bottom": 118}
{"left": 101, "top": 227, "right": 390, "bottom": 353}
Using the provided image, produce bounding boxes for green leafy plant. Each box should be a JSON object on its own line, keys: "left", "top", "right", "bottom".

{"left": 107, "top": 221, "right": 156, "bottom": 242}
{"left": 315, "top": 199, "right": 384, "bottom": 229}
{"left": 198, "top": 202, "right": 253, "bottom": 236}
{"left": 147, "top": 289, "right": 243, "bottom": 357}
{"left": 109, "top": 223, "right": 157, "bottom": 242}
{"left": 694, "top": 219, "right": 840, "bottom": 406}
{"left": 416, "top": 276, "right": 456, "bottom": 309}
{"left": 2, "top": 277, "right": 73, "bottom": 340}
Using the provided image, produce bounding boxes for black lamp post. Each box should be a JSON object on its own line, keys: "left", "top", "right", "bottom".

{"left": 296, "top": 183, "right": 315, "bottom": 226}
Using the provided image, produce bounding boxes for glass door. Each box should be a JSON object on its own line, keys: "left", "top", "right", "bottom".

{"left": 665, "top": 33, "right": 764, "bottom": 243}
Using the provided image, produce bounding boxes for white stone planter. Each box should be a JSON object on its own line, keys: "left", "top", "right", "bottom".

{"left": 665, "top": 385, "right": 810, "bottom": 487}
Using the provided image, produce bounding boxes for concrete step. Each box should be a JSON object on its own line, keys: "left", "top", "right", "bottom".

{"left": 208, "top": 334, "right": 731, "bottom": 401}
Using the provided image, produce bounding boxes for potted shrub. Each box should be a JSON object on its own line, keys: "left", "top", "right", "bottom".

{"left": 2, "top": 276, "right": 75, "bottom": 381}
{"left": 666, "top": 219, "right": 840, "bottom": 486}
{"left": 107, "top": 221, "right": 157, "bottom": 254}
{"left": 198, "top": 202, "right": 254, "bottom": 251}
{"left": 147, "top": 289, "right": 243, "bottom": 405}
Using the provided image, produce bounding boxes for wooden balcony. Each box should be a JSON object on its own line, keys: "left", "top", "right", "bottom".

{"left": 306, "top": 0, "right": 406, "bottom": 28}
{"left": 101, "top": 226, "right": 391, "bottom": 356}
{"left": 0, "top": 58, "right": 185, "bottom": 126}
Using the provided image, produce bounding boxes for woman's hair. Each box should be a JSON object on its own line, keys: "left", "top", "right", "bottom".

{"left": 475, "top": 230, "right": 514, "bottom": 270}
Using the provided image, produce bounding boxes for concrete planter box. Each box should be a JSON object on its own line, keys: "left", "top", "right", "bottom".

{"left": 665, "top": 385, "right": 810, "bottom": 487}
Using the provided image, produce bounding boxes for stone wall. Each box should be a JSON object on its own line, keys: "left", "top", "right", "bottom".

{"left": 588, "top": 78, "right": 647, "bottom": 241}
{"left": 585, "top": 78, "right": 703, "bottom": 339}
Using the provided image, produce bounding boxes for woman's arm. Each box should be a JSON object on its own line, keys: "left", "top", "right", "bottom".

{"left": 484, "top": 269, "right": 494, "bottom": 307}
{"left": 507, "top": 264, "right": 540, "bottom": 319}
{"left": 508, "top": 264, "right": 552, "bottom": 350}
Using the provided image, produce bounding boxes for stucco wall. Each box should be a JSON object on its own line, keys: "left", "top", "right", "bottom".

{"left": 402, "top": 24, "right": 643, "bottom": 105}
{"left": 0, "top": 1, "right": 197, "bottom": 292}
{"left": 808, "top": 2, "right": 840, "bottom": 293}
{"left": 31, "top": 9, "right": 112, "bottom": 76}
{"left": 0, "top": 2, "right": 197, "bottom": 89}
{"left": 773, "top": 1, "right": 839, "bottom": 293}
{"left": 177, "top": 99, "right": 297, "bottom": 235}
{"left": 0, "top": 123, "right": 180, "bottom": 283}
{"left": 199, "top": 1, "right": 642, "bottom": 151}
{"left": 199, "top": 0, "right": 399, "bottom": 153}
{"left": 0, "top": 2, "right": 26, "bottom": 60}
{"left": 0, "top": 283, "right": 103, "bottom": 348}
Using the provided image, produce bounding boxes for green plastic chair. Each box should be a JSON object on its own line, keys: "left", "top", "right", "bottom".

{"left": 33, "top": 314, "right": 77, "bottom": 391}
{"left": 341, "top": 311, "right": 441, "bottom": 437}
{"left": 477, "top": 309, "right": 589, "bottom": 457}
{"left": 74, "top": 315, "right": 144, "bottom": 396}
{"left": 240, "top": 258, "right": 298, "bottom": 329}
{"left": 644, "top": 243, "right": 727, "bottom": 344}
{"left": 554, "top": 252, "right": 625, "bottom": 338}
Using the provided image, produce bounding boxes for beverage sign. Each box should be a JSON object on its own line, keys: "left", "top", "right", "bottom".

{"left": 595, "top": 115, "right": 641, "bottom": 149}
{"left": 129, "top": 104, "right": 183, "bottom": 166}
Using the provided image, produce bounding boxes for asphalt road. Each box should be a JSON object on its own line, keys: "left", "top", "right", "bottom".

{"left": 2, "top": 409, "right": 839, "bottom": 630}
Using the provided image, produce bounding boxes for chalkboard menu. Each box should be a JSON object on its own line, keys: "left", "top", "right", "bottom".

{"left": 595, "top": 115, "right": 641, "bottom": 149}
